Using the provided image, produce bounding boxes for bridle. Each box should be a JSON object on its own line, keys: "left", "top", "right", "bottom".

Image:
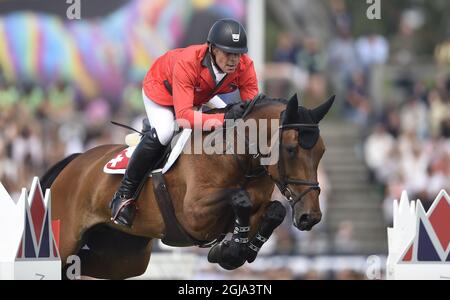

{"left": 231, "top": 101, "right": 321, "bottom": 210}
{"left": 271, "top": 123, "right": 321, "bottom": 209}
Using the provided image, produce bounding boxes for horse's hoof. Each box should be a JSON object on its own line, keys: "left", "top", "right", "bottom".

{"left": 246, "top": 247, "right": 258, "bottom": 263}
{"left": 219, "top": 261, "right": 242, "bottom": 271}
{"left": 207, "top": 243, "right": 222, "bottom": 263}
{"left": 208, "top": 241, "right": 246, "bottom": 270}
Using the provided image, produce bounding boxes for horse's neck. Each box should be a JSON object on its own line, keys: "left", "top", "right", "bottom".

{"left": 181, "top": 101, "right": 285, "bottom": 169}
{"left": 245, "top": 102, "right": 285, "bottom": 121}
{"left": 243, "top": 102, "right": 285, "bottom": 148}
{"left": 218, "top": 102, "right": 285, "bottom": 181}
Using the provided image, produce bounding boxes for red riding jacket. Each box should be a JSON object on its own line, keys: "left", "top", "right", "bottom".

{"left": 142, "top": 44, "right": 259, "bottom": 128}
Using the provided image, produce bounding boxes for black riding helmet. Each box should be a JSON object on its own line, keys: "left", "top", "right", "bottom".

{"left": 207, "top": 19, "right": 248, "bottom": 54}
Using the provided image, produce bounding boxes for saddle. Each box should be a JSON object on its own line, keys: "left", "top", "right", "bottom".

{"left": 104, "top": 128, "right": 191, "bottom": 176}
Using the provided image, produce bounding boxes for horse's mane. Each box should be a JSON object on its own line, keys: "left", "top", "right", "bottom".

{"left": 251, "top": 93, "right": 288, "bottom": 106}
{"left": 205, "top": 94, "right": 288, "bottom": 115}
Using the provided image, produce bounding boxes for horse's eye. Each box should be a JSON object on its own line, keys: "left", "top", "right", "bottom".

{"left": 285, "top": 145, "right": 297, "bottom": 158}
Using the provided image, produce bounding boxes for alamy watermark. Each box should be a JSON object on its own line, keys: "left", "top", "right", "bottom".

{"left": 366, "top": 0, "right": 381, "bottom": 20}
{"left": 66, "top": 255, "right": 81, "bottom": 280}
{"left": 366, "top": 255, "right": 382, "bottom": 280}
{"left": 172, "top": 115, "right": 281, "bottom": 166}
{"left": 66, "top": 0, "right": 81, "bottom": 20}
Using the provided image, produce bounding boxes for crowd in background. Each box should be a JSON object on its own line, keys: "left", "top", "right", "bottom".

{"left": 0, "top": 78, "right": 144, "bottom": 199}
{"left": 267, "top": 1, "right": 450, "bottom": 247}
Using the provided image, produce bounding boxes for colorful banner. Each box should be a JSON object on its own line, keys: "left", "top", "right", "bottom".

{"left": 0, "top": 0, "right": 245, "bottom": 98}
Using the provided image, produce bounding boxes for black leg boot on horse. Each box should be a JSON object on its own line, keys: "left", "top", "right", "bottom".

{"left": 110, "top": 127, "right": 165, "bottom": 227}
{"left": 246, "top": 200, "right": 286, "bottom": 263}
{"left": 207, "top": 189, "right": 253, "bottom": 270}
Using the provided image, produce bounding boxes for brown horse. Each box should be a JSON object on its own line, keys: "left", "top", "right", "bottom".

{"left": 40, "top": 93, "right": 334, "bottom": 279}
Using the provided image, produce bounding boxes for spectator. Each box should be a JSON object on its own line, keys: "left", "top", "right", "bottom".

{"left": 329, "top": 0, "right": 352, "bottom": 36}
{"left": 427, "top": 89, "right": 450, "bottom": 138}
{"left": 364, "top": 123, "right": 395, "bottom": 183}
{"left": 435, "top": 36, "right": 450, "bottom": 66}
{"left": 47, "top": 79, "right": 76, "bottom": 122}
{"left": 377, "top": 144, "right": 402, "bottom": 184}
{"left": 327, "top": 23, "right": 360, "bottom": 101}
{"left": 297, "top": 36, "right": 327, "bottom": 75}
{"left": 399, "top": 97, "right": 429, "bottom": 140}
{"left": 344, "top": 71, "right": 372, "bottom": 125}
{"left": 0, "top": 81, "right": 20, "bottom": 110}
{"left": 381, "top": 103, "right": 402, "bottom": 138}
{"left": 426, "top": 153, "right": 450, "bottom": 200}
{"left": 383, "top": 175, "right": 406, "bottom": 225}
{"left": 273, "top": 32, "right": 300, "bottom": 64}
{"left": 273, "top": 224, "right": 297, "bottom": 255}
{"left": 400, "top": 141, "right": 430, "bottom": 199}
{"left": 355, "top": 32, "right": 389, "bottom": 70}
{"left": 441, "top": 117, "right": 450, "bottom": 138}
{"left": 390, "top": 12, "right": 420, "bottom": 66}
{"left": 11, "top": 124, "right": 44, "bottom": 171}
{"left": 297, "top": 36, "right": 328, "bottom": 100}
{"left": 333, "top": 220, "right": 359, "bottom": 254}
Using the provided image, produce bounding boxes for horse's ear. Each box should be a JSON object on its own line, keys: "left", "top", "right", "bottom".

{"left": 309, "top": 95, "right": 335, "bottom": 123}
{"left": 283, "top": 94, "right": 299, "bottom": 124}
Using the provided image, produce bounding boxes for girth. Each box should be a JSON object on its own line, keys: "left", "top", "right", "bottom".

{"left": 151, "top": 170, "right": 225, "bottom": 247}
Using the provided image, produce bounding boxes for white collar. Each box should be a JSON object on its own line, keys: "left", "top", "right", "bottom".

{"left": 211, "top": 60, "right": 226, "bottom": 84}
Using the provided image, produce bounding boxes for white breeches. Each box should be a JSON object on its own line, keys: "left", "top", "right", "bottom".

{"left": 142, "top": 89, "right": 226, "bottom": 145}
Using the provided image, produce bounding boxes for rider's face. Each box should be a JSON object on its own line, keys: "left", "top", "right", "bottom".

{"left": 212, "top": 47, "right": 241, "bottom": 74}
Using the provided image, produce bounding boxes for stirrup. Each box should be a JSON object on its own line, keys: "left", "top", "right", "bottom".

{"left": 110, "top": 193, "right": 137, "bottom": 228}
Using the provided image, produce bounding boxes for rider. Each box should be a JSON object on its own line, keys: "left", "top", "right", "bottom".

{"left": 110, "top": 18, "right": 259, "bottom": 227}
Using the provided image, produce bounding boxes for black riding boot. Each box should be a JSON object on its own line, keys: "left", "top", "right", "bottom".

{"left": 110, "top": 128, "right": 164, "bottom": 227}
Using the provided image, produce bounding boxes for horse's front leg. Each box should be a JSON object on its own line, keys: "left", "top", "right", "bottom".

{"left": 207, "top": 189, "right": 252, "bottom": 270}
{"left": 246, "top": 200, "right": 286, "bottom": 263}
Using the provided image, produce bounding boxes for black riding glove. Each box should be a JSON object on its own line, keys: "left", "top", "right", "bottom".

{"left": 224, "top": 102, "right": 247, "bottom": 121}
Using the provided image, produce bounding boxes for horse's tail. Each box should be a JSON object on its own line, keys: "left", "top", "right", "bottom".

{"left": 40, "top": 153, "right": 81, "bottom": 193}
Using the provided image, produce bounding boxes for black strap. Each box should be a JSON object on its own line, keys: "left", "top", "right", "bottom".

{"left": 152, "top": 171, "right": 196, "bottom": 246}
{"left": 163, "top": 80, "right": 173, "bottom": 96}
{"left": 110, "top": 121, "right": 143, "bottom": 135}
{"left": 152, "top": 171, "right": 219, "bottom": 247}
{"left": 164, "top": 77, "right": 227, "bottom": 102}
{"left": 241, "top": 95, "right": 261, "bottom": 119}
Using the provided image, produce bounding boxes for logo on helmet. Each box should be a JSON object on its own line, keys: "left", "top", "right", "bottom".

{"left": 232, "top": 34, "right": 240, "bottom": 42}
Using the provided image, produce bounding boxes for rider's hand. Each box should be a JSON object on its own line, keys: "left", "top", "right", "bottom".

{"left": 224, "top": 102, "right": 247, "bottom": 121}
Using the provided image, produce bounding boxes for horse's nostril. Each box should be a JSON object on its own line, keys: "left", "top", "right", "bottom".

{"left": 296, "top": 213, "right": 322, "bottom": 231}
{"left": 299, "top": 214, "right": 309, "bottom": 224}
